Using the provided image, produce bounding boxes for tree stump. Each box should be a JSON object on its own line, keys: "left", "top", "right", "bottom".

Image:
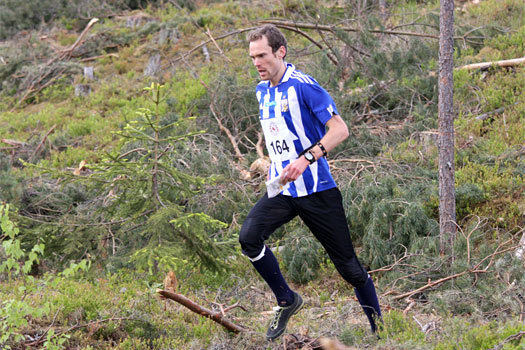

{"left": 126, "top": 12, "right": 156, "bottom": 28}
{"left": 158, "top": 28, "right": 179, "bottom": 46}
{"left": 144, "top": 54, "right": 161, "bottom": 77}
{"left": 202, "top": 45, "right": 210, "bottom": 63}
{"left": 417, "top": 130, "right": 439, "bottom": 156}
{"left": 83, "top": 66, "right": 94, "bottom": 81}
{"left": 75, "top": 84, "right": 91, "bottom": 97}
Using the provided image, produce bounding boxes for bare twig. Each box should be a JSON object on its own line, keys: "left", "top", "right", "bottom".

{"left": 255, "top": 131, "right": 265, "bottom": 159}
{"left": 205, "top": 26, "right": 232, "bottom": 63}
{"left": 173, "top": 27, "right": 257, "bottom": 63}
{"left": 259, "top": 19, "right": 444, "bottom": 39}
{"left": 209, "top": 101, "right": 244, "bottom": 162}
{"left": 270, "top": 24, "right": 339, "bottom": 65}
{"left": 29, "top": 124, "right": 57, "bottom": 162}
{"left": 369, "top": 245, "right": 421, "bottom": 274}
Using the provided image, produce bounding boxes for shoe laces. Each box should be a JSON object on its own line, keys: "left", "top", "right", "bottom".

{"left": 269, "top": 306, "right": 283, "bottom": 330}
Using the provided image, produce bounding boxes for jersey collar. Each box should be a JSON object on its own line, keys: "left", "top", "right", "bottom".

{"left": 280, "top": 63, "right": 295, "bottom": 83}
{"left": 266, "top": 63, "right": 295, "bottom": 88}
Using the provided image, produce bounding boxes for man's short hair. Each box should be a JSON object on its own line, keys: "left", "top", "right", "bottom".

{"left": 248, "top": 24, "right": 287, "bottom": 58}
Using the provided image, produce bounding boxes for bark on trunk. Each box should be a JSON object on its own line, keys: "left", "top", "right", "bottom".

{"left": 438, "top": 0, "right": 457, "bottom": 256}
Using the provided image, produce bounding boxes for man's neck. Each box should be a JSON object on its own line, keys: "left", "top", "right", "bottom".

{"left": 270, "top": 62, "right": 287, "bottom": 87}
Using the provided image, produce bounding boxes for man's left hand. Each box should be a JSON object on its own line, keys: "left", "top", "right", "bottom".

{"left": 281, "top": 157, "right": 310, "bottom": 184}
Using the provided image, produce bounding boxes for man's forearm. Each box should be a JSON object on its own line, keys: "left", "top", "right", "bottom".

{"left": 309, "top": 114, "right": 349, "bottom": 161}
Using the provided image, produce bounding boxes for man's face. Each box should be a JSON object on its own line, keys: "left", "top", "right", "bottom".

{"left": 249, "top": 36, "right": 285, "bottom": 84}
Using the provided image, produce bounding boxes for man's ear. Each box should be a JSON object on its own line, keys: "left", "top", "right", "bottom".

{"left": 277, "top": 46, "right": 286, "bottom": 59}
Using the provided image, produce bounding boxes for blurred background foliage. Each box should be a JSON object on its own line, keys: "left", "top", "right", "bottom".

{"left": 0, "top": 0, "right": 523, "bottom": 348}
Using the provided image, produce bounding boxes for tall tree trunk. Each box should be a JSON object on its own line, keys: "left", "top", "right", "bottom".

{"left": 438, "top": 0, "right": 456, "bottom": 256}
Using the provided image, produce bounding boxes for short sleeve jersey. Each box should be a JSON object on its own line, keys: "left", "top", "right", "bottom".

{"left": 257, "top": 63, "right": 339, "bottom": 197}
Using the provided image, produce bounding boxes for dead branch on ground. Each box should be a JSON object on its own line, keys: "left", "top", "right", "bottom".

{"left": 457, "top": 56, "right": 525, "bottom": 71}
{"left": 25, "top": 316, "right": 133, "bottom": 347}
{"left": 490, "top": 331, "right": 525, "bottom": 350}
{"left": 10, "top": 18, "right": 100, "bottom": 111}
{"left": 393, "top": 238, "right": 519, "bottom": 300}
{"left": 28, "top": 124, "right": 56, "bottom": 162}
{"left": 60, "top": 18, "right": 100, "bottom": 60}
{"left": 157, "top": 289, "right": 247, "bottom": 333}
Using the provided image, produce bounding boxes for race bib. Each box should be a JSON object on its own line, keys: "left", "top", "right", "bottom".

{"left": 260, "top": 116, "right": 298, "bottom": 162}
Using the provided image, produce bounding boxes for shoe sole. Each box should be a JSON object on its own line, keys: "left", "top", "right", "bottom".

{"left": 266, "top": 297, "right": 304, "bottom": 341}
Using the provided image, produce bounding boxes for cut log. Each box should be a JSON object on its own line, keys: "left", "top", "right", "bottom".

{"left": 156, "top": 289, "right": 247, "bottom": 333}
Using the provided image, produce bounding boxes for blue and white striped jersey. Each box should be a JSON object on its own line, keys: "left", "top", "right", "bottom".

{"left": 256, "top": 63, "right": 339, "bottom": 197}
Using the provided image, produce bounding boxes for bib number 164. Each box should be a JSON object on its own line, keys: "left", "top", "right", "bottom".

{"left": 269, "top": 139, "right": 290, "bottom": 155}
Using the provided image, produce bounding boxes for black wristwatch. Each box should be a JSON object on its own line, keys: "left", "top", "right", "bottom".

{"left": 303, "top": 151, "right": 316, "bottom": 164}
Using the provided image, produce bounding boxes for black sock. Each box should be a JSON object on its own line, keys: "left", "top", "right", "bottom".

{"left": 354, "top": 275, "right": 382, "bottom": 332}
{"left": 250, "top": 246, "right": 294, "bottom": 306}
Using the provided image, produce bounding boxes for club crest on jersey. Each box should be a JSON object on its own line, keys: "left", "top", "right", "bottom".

{"left": 281, "top": 99, "right": 289, "bottom": 112}
{"left": 269, "top": 121, "right": 279, "bottom": 136}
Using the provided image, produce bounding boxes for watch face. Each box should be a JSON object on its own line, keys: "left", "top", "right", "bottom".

{"left": 305, "top": 151, "right": 314, "bottom": 162}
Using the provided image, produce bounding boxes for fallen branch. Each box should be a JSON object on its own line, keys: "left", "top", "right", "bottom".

{"left": 10, "top": 68, "right": 67, "bottom": 112}
{"left": 328, "top": 158, "right": 375, "bottom": 165}
{"left": 25, "top": 316, "right": 132, "bottom": 347}
{"left": 457, "top": 56, "right": 525, "bottom": 71}
{"left": 490, "top": 331, "right": 525, "bottom": 350}
{"left": 393, "top": 240, "right": 518, "bottom": 300}
{"left": 1, "top": 139, "right": 27, "bottom": 147}
{"left": 60, "top": 18, "right": 100, "bottom": 59}
{"left": 157, "top": 289, "right": 247, "bottom": 333}
{"left": 79, "top": 53, "right": 120, "bottom": 62}
{"left": 475, "top": 102, "right": 519, "bottom": 121}
{"left": 29, "top": 124, "right": 56, "bottom": 162}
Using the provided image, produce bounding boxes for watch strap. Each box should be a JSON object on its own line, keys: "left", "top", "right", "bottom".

{"left": 317, "top": 141, "right": 328, "bottom": 157}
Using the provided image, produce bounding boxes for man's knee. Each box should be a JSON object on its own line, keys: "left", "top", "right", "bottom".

{"left": 333, "top": 257, "right": 369, "bottom": 288}
{"left": 239, "top": 218, "right": 264, "bottom": 259}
